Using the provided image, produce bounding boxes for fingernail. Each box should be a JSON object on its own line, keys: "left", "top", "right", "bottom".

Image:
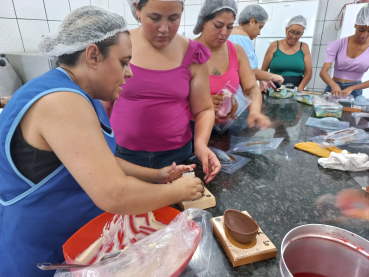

{"left": 204, "top": 168, "right": 208, "bottom": 173}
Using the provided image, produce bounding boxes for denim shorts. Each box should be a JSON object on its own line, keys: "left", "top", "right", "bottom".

{"left": 324, "top": 80, "right": 362, "bottom": 98}
{"left": 115, "top": 140, "right": 193, "bottom": 169}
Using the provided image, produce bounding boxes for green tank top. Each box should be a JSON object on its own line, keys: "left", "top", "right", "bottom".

{"left": 270, "top": 41, "right": 305, "bottom": 77}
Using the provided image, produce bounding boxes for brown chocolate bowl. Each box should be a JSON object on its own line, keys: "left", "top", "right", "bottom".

{"left": 224, "top": 209, "right": 259, "bottom": 244}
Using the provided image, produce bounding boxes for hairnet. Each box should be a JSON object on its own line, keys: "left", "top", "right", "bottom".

{"left": 286, "top": 15, "right": 307, "bottom": 30}
{"left": 356, "top": 4, "right": 369, "bottom": 26}
{"left": 193, "top": 0, "right": 238, "bottom": 35}
{"left": 238, "top": 4, "right": 268, "bottom": 25}
{"left": 39, "top": 5, "right": 128, "bottom": 60}
{"left": 126, "top": 0, "right": 185, "bottom": 21}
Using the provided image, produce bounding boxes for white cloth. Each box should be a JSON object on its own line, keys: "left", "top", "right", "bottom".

{"left": 318, "top": 150, "right": 369, "bottom": 171}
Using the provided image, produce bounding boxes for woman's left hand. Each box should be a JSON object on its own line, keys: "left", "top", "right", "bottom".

{"left": 157, "top": 162, "right": 196, "bottom": 184}
{"left": 195, "top": 145, "right": 221, "bottom": 183}
{"left": 247, "top": 112, "right": 271, "bottom": 130}
{"left": 342, "top": 87, "right": 354, "bottom": 96}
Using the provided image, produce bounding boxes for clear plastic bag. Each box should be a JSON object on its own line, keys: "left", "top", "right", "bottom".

{"left": 352, "top": 112, "right": 369, "bottom": 117}
{"left": 54, "top": 209, "right": 212, "bottom": 277}
{"left": 269, "top": 87, "right": 296, "bottom": 98}
{"left": 187, "top": 148, "right": 250, "bottom": 174}
{"left": 305, "top": 117, "right": 350, "bottom": 131}
{"left": 214, "top": 86, "right": 252, "bottom": 135}
{"left": 354, "top": 95, "right": 369, "bottom": 106}
{"left": 313, "top": 95, "right": 343, "bottom": 118}
{"left": 295, "top": 95, "right": 313, "bottom": 105}
{"left": 309, "top": 127, "right": 369, "bottom": 148}
{"left": 229, "top": 138, "right": 284, "bottom": 155}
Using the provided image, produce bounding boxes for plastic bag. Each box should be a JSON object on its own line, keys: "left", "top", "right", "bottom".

{"left": 229, "top": 138, "right": 284, "bottom": 155}
{"left": 309, "top": 127, "right": 369, "bottom": 148}
{"left": 269, "top": 86, "right": 296, "bottom": 98}
{"left": 352, "top": 112, "right": 369, "bottom": 117}
{"left": 305, "top": 117, "right": 350, "bottom": 131}
{"left": 313, "top": 95, "right": 343, "bottom": 118}
{"left": 187, "top": 148, "right": 250, "bottom": 174}
{"left": 295, "top": 95, "right": 313, "bottom": 105}
{"left": 354, "top": 95, "right": 369, "bottom": 106}
{"left": 214, "top": 86, "right": 252, "bottom": 135}
{"left": 54, "top": 209, "right": 212, "bottom": 277}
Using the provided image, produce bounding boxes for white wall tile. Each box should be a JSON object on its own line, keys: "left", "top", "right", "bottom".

{"left": 321, "top": 20, "right": 339, "bottom": 44}
{"left": 316, "top": 0, "right": 328, "bottom": 21}
{"left": 325, "top": 0, "right": 352, "bottom": 21}
{"left": 48, "top": 21, "right": 62, "bottom": 34}
{"left": 0, "top": 0, "right": 16, "bottom": 18}
{"left": 44, "top": 0, "right": 71, "bottom": 21}
{"left": 313, "top": 67, "right": 326, "bottom": 90}
{"left": 127, "top": 24, "right": 139, "bottom": 30}
{"left": 13, "top": 0, "right": 47, "bottom": 20}
{"left": 313, "top": 21, "right": 324, "bottom": 45}
{"left": 0, "top": 19, "right": 24, "bottom": 53}
{"left": 18, "top": 20, "right": 49, "bottom": 52}
{"left": 185, "top": 0, "right": 202, "bottom": 5}
{"left": 184, "top": 25, "right": 198, "bottom": 40}
{"left": 91, "top": 0, "right": 109, "bottom": 9}
{"left": 317, "top": 44, "right": 327, "bottom": 67}
{"left": 109, "top": 0, "right": 125, "bottom": 16}
{"left": 306, "top": 67, "right": 316, "bottom": 90}
{"left": 311, "top": 45, "right": 319, "bottom": 68}
{"left": 69, "top": 0, "right": 90, "bottom": 11}
{"left": 177, "top": 25, "right": 185, "bottom": 36}
{"left": 185, "top": 5, "right": 201, "bottom": 26}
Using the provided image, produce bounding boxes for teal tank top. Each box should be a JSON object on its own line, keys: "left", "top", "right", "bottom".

{"left": 270, "top": 41, "right": 305, "bottom": 77}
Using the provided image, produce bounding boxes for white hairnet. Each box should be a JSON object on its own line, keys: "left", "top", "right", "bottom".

{"left": 193, "top": 0, "right": 238, "bottom": 35}
{"left": 238, "top": 4, "right": 268, "bottom": 25}
{"left": 126, "top": 0, "right": 185, "bottom": 21}
{"left": 286, "top": 15, "right": 307, "bottom": 30}
{"left": 39, "top": 5, "right": 128, "bottom": 60}
{"left": 356, "top": 4, "right": 369, "bottom": 26}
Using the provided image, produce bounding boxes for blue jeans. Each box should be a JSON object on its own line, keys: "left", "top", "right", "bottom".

{"left": 324, "top": 80, "right": 363, "bottom": 98}
{"left": 115, "top": 140, "right": 193, "bottom": 169}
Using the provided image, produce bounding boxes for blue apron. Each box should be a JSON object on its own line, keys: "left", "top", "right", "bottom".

{"left": 0, "top": 68, "right": 116, "bottom": 276}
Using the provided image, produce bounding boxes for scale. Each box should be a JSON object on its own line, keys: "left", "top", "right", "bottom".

{"left": 211, "top": 211, "right": 277, "bottom": 267}
{"left": 178, "top": 187, "right": 216, "bottom": 211}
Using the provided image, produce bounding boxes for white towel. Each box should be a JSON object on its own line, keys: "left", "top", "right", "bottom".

{"left": 318, "top": 150, "right": 369, "bottom": 171}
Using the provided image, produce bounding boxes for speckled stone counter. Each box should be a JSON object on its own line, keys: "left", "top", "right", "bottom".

{"left": 193, "top": 95, "right": 369, "bottom": 277}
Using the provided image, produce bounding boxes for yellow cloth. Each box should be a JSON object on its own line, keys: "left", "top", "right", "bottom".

{"left": 294, "top": 142, "right": 347, "bottom": 158}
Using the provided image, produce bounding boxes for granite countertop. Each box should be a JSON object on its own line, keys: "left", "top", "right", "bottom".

{"left": 192, "top": 95, "right": 369, "bottom": 277}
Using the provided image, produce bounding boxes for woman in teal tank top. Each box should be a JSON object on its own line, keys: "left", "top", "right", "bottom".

{"left": 261, "top": 15, "right": 312, "bottom": 91}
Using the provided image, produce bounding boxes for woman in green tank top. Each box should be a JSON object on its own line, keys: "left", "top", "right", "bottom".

{"left": 261, "top": 15, "right": 312, "bottom": 91}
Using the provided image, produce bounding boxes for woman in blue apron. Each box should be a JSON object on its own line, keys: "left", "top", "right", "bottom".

{"left": 0, "top": 6, "right": 204, "bottom": 276}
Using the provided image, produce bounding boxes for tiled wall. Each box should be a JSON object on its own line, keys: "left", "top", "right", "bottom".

{"left": 0, "top": 0, "right": 353, "bottom": 90}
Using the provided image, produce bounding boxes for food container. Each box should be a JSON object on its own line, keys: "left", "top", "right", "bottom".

{"left": 279, "top": 224, "right": 369, "bottom": 277}
{"left": 313, "top": 96, "right": 342, "bottom": 118}
{"left": 269, "top": 87, "right": 297, "bottom": 99}
{"left": 224, "top": 209, "right": 259, "bottom": 243}
{"left": 295, "top": 95, "right": 313, "bottom": 105}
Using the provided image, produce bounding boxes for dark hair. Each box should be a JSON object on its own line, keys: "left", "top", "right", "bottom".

{"left": 56, "top": 31, "right": 128, "bottom": 66}
{"left": 204, "top": 8, "right": 236, "bottom": 23}
{"left": 137, "top": 0, "right": 184, "bottom": 11}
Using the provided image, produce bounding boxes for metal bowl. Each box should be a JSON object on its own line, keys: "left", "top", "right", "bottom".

{"left": 279, "top": 224, "right": 369, "bottom": 277}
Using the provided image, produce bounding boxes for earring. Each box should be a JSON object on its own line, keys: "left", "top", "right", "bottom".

{"left": 251, "top": 24, "right": 253, "bottom": 26}
{"left": 137, "top": 14, "right": 141, "bottom": 22}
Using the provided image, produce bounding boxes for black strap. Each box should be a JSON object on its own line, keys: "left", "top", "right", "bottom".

{"left": 300, "top": 42, "right": 303, "bottom": 49}
{"left": 277, "top": 40, "right": 279, "bottom": 49}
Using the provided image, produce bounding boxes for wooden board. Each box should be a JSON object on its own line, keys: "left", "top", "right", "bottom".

{"left": 211, "top": 211, "right": 277, "bottom": 267}
{"left": 342, "top": 106, "right": 361, "bottom": 112}
{"left": 0, "top": 96, "right": 11, "bottom": 108}
{"left": 178, "top": 187, "right": 216, "bottom": 210}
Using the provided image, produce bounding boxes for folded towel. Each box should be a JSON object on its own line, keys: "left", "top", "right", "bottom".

{"left": 318, "top": 150, "right": 369, "bottom": 171}
{"left": 294, "top": 142, "right": 346, "bottom": 158}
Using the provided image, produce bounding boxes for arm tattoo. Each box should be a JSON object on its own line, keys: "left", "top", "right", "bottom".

{"left": 211, "top": 67, "right": 222, "bottom": 76}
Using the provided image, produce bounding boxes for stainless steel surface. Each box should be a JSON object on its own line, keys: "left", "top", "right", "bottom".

{"left": 279, "top": 224, "right": 369, "bottom": 277}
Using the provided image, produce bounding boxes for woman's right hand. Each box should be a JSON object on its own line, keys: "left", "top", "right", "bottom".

{"left": 211, "top": 95, "right": 223, "bottom": 112}
{"left": 173, "top": 174, "right": 204, "bottom": 202}
{"left": 260, "top": 80, "right": 275, "bottom": 92}
{"left": 336, "top": 189, "right": 369, "bottom": 221}
{"left": 271, "top": 74, "right": 284, "bottom": 85}
{"left": 331, "top": 83, "right": 342, "bottom": 95}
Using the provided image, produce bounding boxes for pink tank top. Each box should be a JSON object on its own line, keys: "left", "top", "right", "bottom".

{"left": 210, "top": 40, "right": 240, "bottom": 95}
{"left": 110, "top": 40, "right": 211, "bottom": 152}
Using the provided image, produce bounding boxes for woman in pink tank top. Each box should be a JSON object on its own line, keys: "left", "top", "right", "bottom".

{"left": 194, "top": 0, "right": 270, "bottom": 130}
{"left": 106, "top": 0, "right": 220, "bottom": 183}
